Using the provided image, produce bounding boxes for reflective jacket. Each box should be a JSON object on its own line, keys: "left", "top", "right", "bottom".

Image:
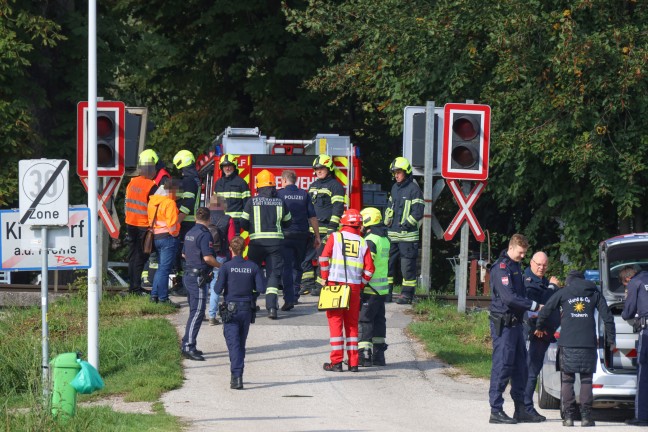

{"left": 364, "top": 225, "right": 390, "bottom": 295}
{"left": 214, "top": 170, "right": 250, "bottom": 222}
{"left": 385, "top": 175, "right": 424, "bottom": 242}
{"left": 125, "top": 176, "right": 156, "bottom": 227}
{"left": 308, "top": 174, "right": 345, "bottom": 234}
{"left": 154, "top": 166, "right": 171, "bottom": 187}
{"left": 240, "top": 186, "right": 292, "bottom": 242}
{"left": 319, "top": 228, "right": 374, "bottom": 285}
{"left": 177, "top": 166, "right": 201, "bottom": 222}
{"left": 148, "top": 194, "right": 180, "bottom": 238}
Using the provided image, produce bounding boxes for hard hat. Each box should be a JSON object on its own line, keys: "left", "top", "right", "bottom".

{"left": 313, "top": 154, "right": 334, "bottom": 171}
{"left": 340, "top": 208, "right": 362, "bottom": 227}
{"left": 390, "top": 156, "right": 412, "bottom": 175}
{"left": 173, "top": 150, "right": 195, "bottom": 169}
{"left": 219, "top": 154, "right": 237, "bottom": 168}
{"left": 360, "top": 207, "right": 382, "bottom": 227}
{"left": 255, "top": 169, "right": 276, "bottom": 188}
{"left": 138, "top": 149, "right": 159, "bottom": 165}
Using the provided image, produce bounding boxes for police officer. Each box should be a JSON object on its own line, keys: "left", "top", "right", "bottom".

{"left": 277, "top": 170, "right": 320, "bottom": 310}
{"left": 358, "top": 207, "right": 390, "bottom": 367}
{"left": 171, "top": 150, "right": 201, "bottom": 296}
{"left": 180, "top": 207, "right": 221, "bottom": 361}
{"left": 622, "top": 267, "right": 648, "bottom": 426}
{"left": 521, "top": 251, "right": 560, "bottom": 422}
{"left": 124, "top": 155, "right": 157, "bottom": 296}
{"left": 241, "top": 170, "right": 292, "bottom": 319}
{"left": 302, "top": 155, "right": 345, "bottom": 296}
{"left": 488, "top": 234, "right": 542, "bottom": 424}
{"left": 384, "top": 157, "right": 423, "bottom": 304}
{"left": 214, "top": 154, "right": 250, "bottom": 234}
{"left": 214, "top": 236, "right": 266, "bottom": 390}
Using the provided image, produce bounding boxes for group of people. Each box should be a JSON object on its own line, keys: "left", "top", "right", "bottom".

{"left": 488, "top": 233, "right": 648, "bottom": 427}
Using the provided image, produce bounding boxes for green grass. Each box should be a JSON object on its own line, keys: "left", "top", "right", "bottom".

{"left": 409, "top": 299, "right": 492, "bottom": 378}
{"left": 0, "top": 294, "right": 184, "bottom": 431}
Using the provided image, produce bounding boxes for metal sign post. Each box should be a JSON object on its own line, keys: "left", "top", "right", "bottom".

{"left": 40, "top": 226, "right": 49, "bottom": 401}
{"left": 420, "top": 101, "right": 436, "bottom": 295}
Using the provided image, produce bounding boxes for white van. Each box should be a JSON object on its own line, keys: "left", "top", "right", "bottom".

{"left": 537, "top": 234, "right": 643, "bottom": 411}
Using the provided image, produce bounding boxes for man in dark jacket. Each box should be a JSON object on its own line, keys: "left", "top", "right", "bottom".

{"left": 536, "top": 270, "right": 616, "bottom": 427}
{"left": 214, "top": 154, "right": 250, "bottom": 234}
{"left": 522, "top": 251, "right": 561, "bottom": 422}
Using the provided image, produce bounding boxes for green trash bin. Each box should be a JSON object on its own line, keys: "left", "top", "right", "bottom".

{"left": 50, "top": 352, "right": 81, "bottom": 419}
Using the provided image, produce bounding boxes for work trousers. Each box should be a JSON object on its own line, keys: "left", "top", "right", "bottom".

{"left": 524, "top": 336, "right": 551, "bottom": 411}
{"left": 248, "top": 241, "right": 283, "bottom": 310}
{"left": 326, "top": 283, "right": 363, "bottom": 367}
{"left": 489, "top": 322, "right": 527, "bottom": 413}
{"left": 636, "top": 328, "right": 648, "bottom": 421}
{"left": 181, "top": 274, "right": 207, "bottom": 352}
{"left": 126, "top": 224, "right": 149, "bottom": 292}
{"left": 281, "top": 232, "right": 309, "bottom": 303}
{"left": 152, "top": 236, "right": 178, "bottom": 301}
{"left": 359, "top": 293, "right": 386, "bottom": 350}
{"left": 173, "top": 221, "right": 194, "bottom": 286}
{"left": 387, "top": 241, "right": 418, "bottom": 298}
{"left": 223, "top": 304, "right": 252, "bottom": 378}
{"left": 561, "top": 372, "right": 593, "bottom": 413}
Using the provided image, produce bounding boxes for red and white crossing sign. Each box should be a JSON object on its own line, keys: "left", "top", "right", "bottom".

{"left": 444, "top": 179, "right": 486, "bottom": 242}
{"left": 79, "top": 177, "right": 123, "bottom": 238}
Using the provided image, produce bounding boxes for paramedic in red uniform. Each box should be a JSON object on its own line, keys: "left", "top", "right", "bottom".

{"left": 319, "top": 208, "right": 374, "bottom": 372}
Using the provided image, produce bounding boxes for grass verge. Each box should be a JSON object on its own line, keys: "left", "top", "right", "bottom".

{"left": 409, "top": 299, "right": 492, "bottom": 378}
{"left": 0, "top": 294, "right": 184, "bottom": 431}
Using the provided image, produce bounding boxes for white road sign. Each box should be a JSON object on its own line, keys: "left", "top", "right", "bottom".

{"left": 19, "top": 159, "right": 69, "bottom": 226}
{"left": 0, "top": 207, "right": 91, "bottom": 270}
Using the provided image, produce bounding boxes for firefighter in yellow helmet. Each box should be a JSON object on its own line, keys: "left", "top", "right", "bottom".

{"left": 240, "top": 170, "right": 292, "bottom": 319}
{"left": 170, "top": 149, "right": 201, "bottom": 296}
{"left": 301, "top": 154, "right": 345, "bottom": 297}
{"left": 139, "top": 149, "right": 171, "bottom": 187}
{"left": 213, "top": 153, "right": 251, "bottom": 234}
{"left": 385, "top": 157, "right": 424, "bottom": 304}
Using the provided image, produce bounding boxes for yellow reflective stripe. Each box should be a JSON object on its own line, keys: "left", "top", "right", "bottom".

{"left": 316, "top": 277, "right": 326, "bottom": 285}
{"left": 400, "top": 200, "right": 411, "bottom": 224}
{"left": 329, "top": 258, "right": 364, "bottom": 269}
{"left": 402, "top": 279, "right": 417, "bottom": 287}
{"left": 227, "top": 211, "right": 244, "bottom": 218}
{"left": 242, "top": 190, "right": 251, "bottom": 198}
{"left": 412, "top": 198, "right": 425, "bottom": 205}
{"left": 331, "top": 196, "right": 345, "bottom": 204}
{"left": 330, "top": 215, "right": 341, "bottom": 223}
{"left": 333, "top": 157, "right": 348, "bottom": 185}
{"left": 387, "top": 276, "right": 394, "bottom": 284}
{"left": 218, "top": 191, "right": 247, "bottom": 198}
{"left": 253, "top": 206, "right": 261, "bottom": 232}
{"left": 240, "top": 212, "right": 250, "bottom": 220}
{"left": 250, "top": 233, "right": 284, "bottom": 240}
{"left": 184, "top": 192, "right": 196, "bottom": 199}
{"left": 302, "top": 271, "right": 314, "bottom": 279}
{"left": 276, "top": 207, "right": 282, "bottom": 233}
{"left": 358, "top": 341, "right": 372, "bottom": 349}
{"left": 266, "top": 287, "right": 280, "bottom": 295}
{"left": 179, "top": 206, "right": 191, "bottom": 215}
{"left": 407, "top": 215, "right": 418, "bottom": 226}
{"left": 283, "top": 212, "right": 292, "bottom": 222}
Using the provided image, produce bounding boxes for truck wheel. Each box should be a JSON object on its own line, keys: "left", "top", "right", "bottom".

{"left": 538, "top": 369, "right": 560, "bottom": 409}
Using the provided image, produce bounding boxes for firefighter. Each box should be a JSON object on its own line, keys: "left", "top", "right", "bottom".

{"left": 171, "top": 150, "right": 201, "bottom": 296}
{"left": 358, "top": 207, "right": 390, "bottom": 367}
{"left": 124, "top": 155, "right": 158, "bottom": 296}
{"left": 384, "top": 157, "right": 424, "bottom": 304}
{"left": 180, "top": 207, "right": 221, "bottom": 361}
{"left": 621, "top": 267, "right": 648, "bottom": 426}
{"left": 147, "top": 179, "right": 182, "bottom": 307}
{"left": 240, "top": 170, "right": 292, "bottom": 319}
{"left": 139, "top": 148, "right": 171, "bottom": 187}
{"left": 319, "top": 209, "right": 374, "bottom": 372}
{"left": 214, "top": 236, "right": 266, "bottom": 390}
{"left": 277, "top": 170, "right": 320, "bottom": 310}
{"left": 214, "top": 153, "right": 251, "bottom": 234}
{"left": 302, "top": 154, "right": 345, "bottom": 297}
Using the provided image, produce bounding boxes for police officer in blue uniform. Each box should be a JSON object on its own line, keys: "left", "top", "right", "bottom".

{"left": 181, "top": 207, "right": 221, "bottom": 361}
{"left": 522, "top": 251, "right": 560, "bottom": 422}
{"left": 214, "top": 236, "right": 266, "bottom": 390}
{"left": 488, "top": 234, "right": 542, "bottom": 424}
{"left": 622, "top": 267, "right": 648, "bottom": 426}
{"left": 277, "top": 170, "right": 320, "bottom": 310}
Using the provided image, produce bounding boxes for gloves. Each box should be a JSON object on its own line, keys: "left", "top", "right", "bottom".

{"left": 400, "top": 222, "right": 412, "bottom": 231}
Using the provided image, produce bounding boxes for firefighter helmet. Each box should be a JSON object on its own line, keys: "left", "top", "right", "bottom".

{"left": 360, "top": 207, "right": 382, "bottom": 227}
{"left": 313, "top": 154, "right": 335, "bottom": 171}
{"left": 340, "top": 209, "right": 362, "bottom": 227}
{"left": 138, "top": 149, "right": 159, "bottom": 165}
{"left": 219, "top": 153, "right": 237, "bottom": 168}
{"left": 173, "top": 150, "right": 195, "bottom": 169}
{"left": 255, "top": 169, "right": 276, "bottom": 188}
{"left": 390, "top": 156, "right": 412, "bottom": 175}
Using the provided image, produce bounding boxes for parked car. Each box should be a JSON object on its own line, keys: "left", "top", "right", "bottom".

{"left": 537, "top": 234, "right": 644, "bottom": 412}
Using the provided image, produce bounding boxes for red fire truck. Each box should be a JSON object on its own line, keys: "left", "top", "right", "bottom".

{"left": 195, "top": 127, "right": 363, "bottom": 208}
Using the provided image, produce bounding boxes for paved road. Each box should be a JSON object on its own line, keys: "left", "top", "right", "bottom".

{"left": 162, "top": 295, "right": 637, "bottom": 431}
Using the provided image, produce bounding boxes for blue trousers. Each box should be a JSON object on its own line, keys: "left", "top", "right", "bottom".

{"left": 152, "top": 236, "right": 178, "bottom": 301}
{"left": 208, "top": 256, "right": 228, "bottom": 319}
{"left": 637, "top": 329, "right": 648, "bottom": 421}
{"left": 524, "top": 336, "right": 550, "bottom": 411}
{"left": 223, "top": 305, "right": 252, "bottom": 377}
{"left": 281, "top": 233, "right": 309, "bottom": 303}
{"left": 489, "top": 323, "right": 528, "bottom": 412}
{"left": 181, "top": 274, "right": 207, "bottom": 352}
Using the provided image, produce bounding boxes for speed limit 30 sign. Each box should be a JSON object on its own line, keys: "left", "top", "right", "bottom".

{"left": 19, "top": 159, "right": 69, "bottom": 225}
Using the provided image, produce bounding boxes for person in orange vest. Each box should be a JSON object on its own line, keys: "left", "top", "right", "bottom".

{"left": 147, "top": 179, "right": 182, "bottom": 307}
{"left": 319, "top": 208, "right": 374, "bottom": 372}
{"left": 124, "top": 157, "right": 158, "bottom": 296}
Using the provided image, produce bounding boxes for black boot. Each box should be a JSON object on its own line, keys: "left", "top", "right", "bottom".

{"left": 489, "top": 411, "right": 517, "bottom": 424}
{"left": 580, "top": 408, "right": 595, "bottom": 427}
{"left": 385, "top": 286, "right": 393, "bottom": 303}
{"left": 230, "top": 375, "right": 243, "bottom": 390}
{"left": 563, "top": 407, "right": 574, "bottom": 427}
{"left": 514, "top": 401, "right": 545, "bottom": 423}
{"left": 359, "top": 348, "right": 373, "bottom": 367}
{"left": 323, "top": 362, "right": 343, "bottom": 372}
{"left": 373, "top": 343, "right": 388, "bottom": 366}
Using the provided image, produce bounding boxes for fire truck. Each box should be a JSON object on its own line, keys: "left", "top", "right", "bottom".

{"left": 195, "top": 127, "right": 363, "bottom": 208}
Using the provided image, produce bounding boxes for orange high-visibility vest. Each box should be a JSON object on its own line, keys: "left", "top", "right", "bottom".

{"left": 125, "top": 176, "right": 156, "bottom": 227}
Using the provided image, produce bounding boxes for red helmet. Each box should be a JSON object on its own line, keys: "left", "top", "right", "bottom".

{"left": 340, "top": 209, "right": 362, "bottom": 227}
